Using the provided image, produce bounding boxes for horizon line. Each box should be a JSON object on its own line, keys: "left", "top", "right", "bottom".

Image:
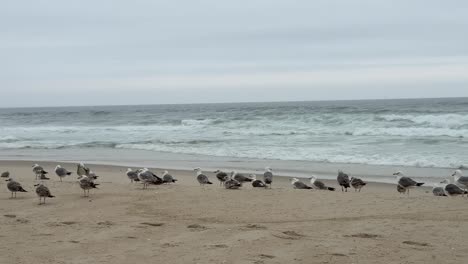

{"left": 1, "top": 95, "right": 467, "bottom": 110}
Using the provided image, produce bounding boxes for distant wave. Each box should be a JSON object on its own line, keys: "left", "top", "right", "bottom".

{"left": 376, "top": 114, "right": 468, "bottom": 129}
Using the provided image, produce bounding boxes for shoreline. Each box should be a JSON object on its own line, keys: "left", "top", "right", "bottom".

{"left": 0, "top": 147, "right": 458, "bottom": 184}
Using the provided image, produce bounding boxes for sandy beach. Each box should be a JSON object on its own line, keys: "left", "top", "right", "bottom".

{"left": 0, "top": 160, "right": 467, "bottom": 264}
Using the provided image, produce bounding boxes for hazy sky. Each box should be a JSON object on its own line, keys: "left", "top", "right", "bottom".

{"left": 2, "top": 0, "right": 468, "bottom": 107}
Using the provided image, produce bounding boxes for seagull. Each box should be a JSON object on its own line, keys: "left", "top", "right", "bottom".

{"left": 214, "top": 170, "right": 229, "bottom": 186}
{"left": 1, "top": 171, "right": 9, "bottom": 178}
{"left": 137, "top": 168, "right": 163, "bottom": 189}
{"left": 337, "top": 170, "right": 351, "bottom": 192}
{"left": 309, "top": 176, "right": 335, "bottom": 191}
{"left": 55, "top": 165, "right": 72, "bottom": 182}
{"left": 452, "top": 170, "right": 468, "bottom": 191}
{"left": 88, "top": 170, "right": 99, "bottom": 180}
{"left": 290, "top": 178, "right": 313, "bottom": 189}
{"left": 251, "top": 174, "right": 267, "bottom": 188}
{"left": 231, "top": 171, "right": 253, "bottom": 184}
{"left": 397, "top": 184, "right": 407, "bottom": 195}
{"left": 162, "top": 170, "right": 177, "bottom": 184}
{"left": 126, "top": 168, "right": 140, "bottom": 183}
{"left": 440, "top": 179, "right": 467, "bottom": 197}
{"left": 34, "top": 182, "right": 55, "bottom": 204}
{"left": 224, "top": 178, "right": 242, "bottom": 189}
{"left": 393, "top": 171, "right": 424, "bottom": 196}
{"left": 77, "top": 175, "right": 99, "bottom": 197}
{"left": 350, "top": 177, "right": 367, "bottom": 192}
{"left": 77, "top": 162, "right": 90, "bottom": 177}
{"left": 6, "top": 178, "right": 27, "bottom": 198}
{"left": 432, "top": 183, "right": 447, "bottom": 197}
{"left": 194, "top": 168, "right": 213, "bottom": 186}
{"left": 264, "top": 167, "right": 273, "bottom": 188}
{"left": 32, "top": 164, "right": 48, "bottom": 180}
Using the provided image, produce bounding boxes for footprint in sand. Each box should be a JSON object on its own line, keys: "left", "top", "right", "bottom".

{"left": 272, "top": 230, "right": 305, "bottom": 240}
{"left": 344, "top": 233, "right": 382, "bottom": 239}
{"left": 187, "top": 224, "right": 207, "bottom": 231}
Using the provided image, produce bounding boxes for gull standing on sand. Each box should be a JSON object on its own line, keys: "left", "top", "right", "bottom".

{"left": 6, "top": 178, "right": 27, "bottom": 198}
{"left": 440, "top": 179, "right": 467, "bottom": 197}
{"left": 309, "top": 176, "right": 335, "bottom": 191}
{"left": 78, "top": 175, "right": 99, "bottom": 197}
{"left": 350, "top": 177, "right": 367, "bottom": 192}
{"left": 214, "top": 170, "right": 229, "bottom": 186}
{"left": 194, "top": 168, "right": 213, "bottom": 186}
{"left": 290, "top": 178, "right": 313, "bottom": 189}
{"left": 452, "top": 170, "right": 468, "bottom": 191}
{"left": 337, "top": 170, "right": 351, "bottom": 192}
{"left": 55, "top": 165, "right": 72, "bottom": 182}
{"left": 162, "top": 170, "right": 178, "bottom": 184}
{"left": 33, "top": 164, "right": 48, "bottom": 180}
{"left": 264, "top": 167, "right": 273, "bottom": 188}
{"left": 126, "top": 168, "right": 140, "bottom": 183}
{"left": 137, "top": 168, "right": 163, "bottom": 189}
{"left": 251, "top": 174, "right": 267, "bottom": 188}
{"left": 393, "top": 171, "right": 424, "bottom": 196}
{"left": 35, "top": 182, "right": 55, "bottom": 204}
{"left": 1, "top": 171, "right": 9, "bottom": 178}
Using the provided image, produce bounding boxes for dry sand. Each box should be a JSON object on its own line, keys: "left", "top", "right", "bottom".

{"left": 1, "top": 160, "right": 467, "bottom": 264}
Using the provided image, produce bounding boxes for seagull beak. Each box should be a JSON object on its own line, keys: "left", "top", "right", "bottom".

{"left": 34, "top": 184, "right": 39, "bottom": 187}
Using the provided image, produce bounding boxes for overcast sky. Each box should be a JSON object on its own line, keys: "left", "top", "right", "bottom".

{"left": 2, "top": 0, "right": 468, "bottom": 107}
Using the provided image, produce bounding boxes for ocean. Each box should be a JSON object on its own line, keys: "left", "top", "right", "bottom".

{"left": 0, "top": 98, "right": 467, "bottom": 180}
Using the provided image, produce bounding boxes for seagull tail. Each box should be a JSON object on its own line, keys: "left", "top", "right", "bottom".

{"left": 66, "top": 172, "right": 72, "bottom": 175}
{"left": 464, "top": 191, "right": 468, "bottom": 194}
{"left": 207, "top": 181, "right": 213, "bottom": 184}
{"left": 416, "top": 183, "right": 424, "bottom": 186}
{"left": 48, "top": 194, "right": 55, "bottom": 198}
{"left": 327, "top": 187, "right": 336, "bottom": 191}
{"left": 19, "top": 187, "right": 27, "bottom": 192}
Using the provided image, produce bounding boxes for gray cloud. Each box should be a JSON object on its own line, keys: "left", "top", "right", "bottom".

{"left": 1, "top": 0, "right": 468, "bottom": 107}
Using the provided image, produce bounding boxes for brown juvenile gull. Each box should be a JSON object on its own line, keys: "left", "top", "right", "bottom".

{"left": 251, "top": 174, "right": 267, "bottom": 188}
{"left": 350, "top": 177, "right": 367, "bottom": 192}
{"left": 290, "top": 178, "right": 313, "bottom": 189}
{"left": 1, "top": 171, "right": 9, "bottom": 178}
{"left": 397, "top": 184, "right": 406, "bottom": 195}
{"left": 214, "top": 170, "right": 229, "bottom": 186}
{"left": 6, "top": 178, "right": 27, "bottom": 198}
{"left": 55, "top": 165, "right": 72, "bottom": 182}
{"left": 393, "top": 171, "right": 424, "bottom": 196}
{"left": 126, "top": 168, "right": 140, "bottom": 183}
{"left": 309, "top": 176, "right": 335, "bottom": 191}
{"left": 34, "top": 182, "right": 55, "bottom": 204}
{"left": 77, "top": 175, "right": 99, "bottom": 197}
{"left": 162, "top": 170, "right": 177, "bottom": 184}
{"left": 194, "top": 168, "right": 212, "bottom": 187}
{"left": 337, "top": 170, "right": 351, "bottom": 192}
{"left": 32, "top": 164, "right": 48, "bottom": 180}
{"left": 263, "top": 167, "right": 273, "bottom": 188}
